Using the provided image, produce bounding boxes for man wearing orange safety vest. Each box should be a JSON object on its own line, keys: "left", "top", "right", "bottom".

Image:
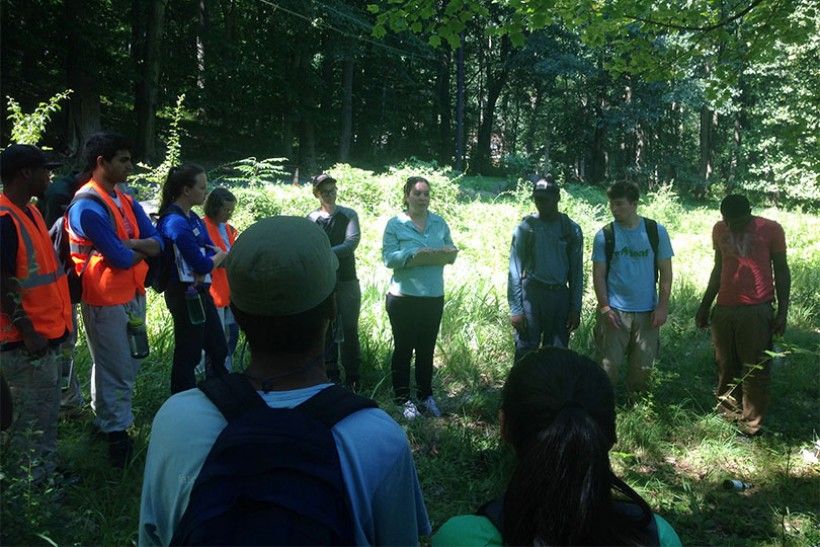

{"left": 66, "top": 132, "right": 163, "bottom": 468}
{"left": 0, "top": 144, "right": 73, "bottom": 481}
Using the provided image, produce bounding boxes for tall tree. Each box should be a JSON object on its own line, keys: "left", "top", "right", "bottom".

{"left": 133, "top": 0, "right": 169, "bottom": 162}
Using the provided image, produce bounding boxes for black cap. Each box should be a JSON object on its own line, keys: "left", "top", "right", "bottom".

{"left": 311, "top": 173, "right": 337, "bottom": 189}
{"left": 532, "top": 176, "right": 559, "bottom": 197}
{"left": 0, "top": 144, "right": 62, "bottom": 181}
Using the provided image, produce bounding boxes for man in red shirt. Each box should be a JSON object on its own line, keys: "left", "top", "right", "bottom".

{"left": 696, "top": 195, "right": 790, "bottom": 436}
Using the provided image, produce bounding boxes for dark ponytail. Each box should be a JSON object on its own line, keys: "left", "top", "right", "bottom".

{"left": 158, "top": 164, "right": 205, "bottom": 215}
{"left": 499, "top": 348, "right": 654, "bottom": 546}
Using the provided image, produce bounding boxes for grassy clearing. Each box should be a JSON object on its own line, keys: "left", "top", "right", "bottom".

{"left": 1, "top": 165, "right": 818, "bottom": 545}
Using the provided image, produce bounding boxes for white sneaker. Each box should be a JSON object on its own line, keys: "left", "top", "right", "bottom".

{"left": 402, "top": 400, "right": 420, "bottom": 421}
{"left": 422, "top": 396, "right": 442, "bottom": 418}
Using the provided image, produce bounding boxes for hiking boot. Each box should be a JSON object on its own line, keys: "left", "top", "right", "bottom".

{"left": 107, "top": 431, "right": 134, "bottom": 469}
{"left": 401, "top": 400, "right": 420, "bottom": 421}
{"left": 421, "top": 396, "right": 442, "bottom": 418}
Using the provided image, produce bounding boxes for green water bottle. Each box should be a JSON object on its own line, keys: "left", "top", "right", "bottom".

{"left": 185, "top": 286, "right": 206, "bottom": 326}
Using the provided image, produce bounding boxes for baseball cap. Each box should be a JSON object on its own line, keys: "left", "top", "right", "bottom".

{"left": 531, "top": 175, "right": 559, "bottom": 197}
{"left": 226, "top": 216, "right": 339, "bottom": 316}
{"left": 311, "top": 173, "right": 337, "bottom": 190}
{"left": 0, "top": 144, "right": 62, "bottom": 181}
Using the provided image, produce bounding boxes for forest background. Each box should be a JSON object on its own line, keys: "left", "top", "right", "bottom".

{"left": 0, "top": 0, "right": 818, "bottom": 545}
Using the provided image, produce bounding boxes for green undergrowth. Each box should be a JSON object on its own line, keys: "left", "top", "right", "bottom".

{"left": 2, "top": 164, "right": 818, "bottom": 545}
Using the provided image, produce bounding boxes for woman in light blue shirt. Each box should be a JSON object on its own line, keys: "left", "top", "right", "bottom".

{"left": 382, "top": 176, "right": 458, "bottom": 420}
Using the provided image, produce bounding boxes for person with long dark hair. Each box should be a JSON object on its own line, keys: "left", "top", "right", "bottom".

{"left": 382, "top": 176, "right": 458, "bottom": 420}
{"left": 157, "top": 164, "right": 228, "bottom": 393}
{"left": 433, "top": 347, "right": 682, "bottom": 546}
{"left": 203, "top": 187, "right": 239, "bottom": 371}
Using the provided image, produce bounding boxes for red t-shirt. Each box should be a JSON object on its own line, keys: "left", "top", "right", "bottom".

{"left": 713, "top": 216, "right": 786, "bottom": 306}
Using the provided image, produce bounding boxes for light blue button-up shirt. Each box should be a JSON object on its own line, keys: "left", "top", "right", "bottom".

{"left": 382, "top": 212, "right": 454, "bottom": 297}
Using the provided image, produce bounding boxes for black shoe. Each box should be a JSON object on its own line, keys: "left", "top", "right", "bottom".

{"left": 107, "top": 431, "right": 134, "bottom": 469}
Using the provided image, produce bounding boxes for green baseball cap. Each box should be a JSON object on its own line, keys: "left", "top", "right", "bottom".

{"left": 226, "top": 216, "right": 338, "bottom": 316}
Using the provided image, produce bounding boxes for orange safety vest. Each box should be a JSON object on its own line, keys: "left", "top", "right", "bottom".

{"left": 204, "top": 217, "right": 237, "bottom": 308}
{"left": 66, "top": 180, "right": 149, "bottom": 306}
{"left": 0, "top": 195, "right": 73, "bottom": 343}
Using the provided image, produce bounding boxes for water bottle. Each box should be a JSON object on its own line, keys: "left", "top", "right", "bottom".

{"left": 126, "top": 314, "right": 150, "bottom": 359}
{"left": 723, "top": 479, "right": 752, "bottom": 491}
{"left": 185, "top": 286, "right": 206, "bottom": 326}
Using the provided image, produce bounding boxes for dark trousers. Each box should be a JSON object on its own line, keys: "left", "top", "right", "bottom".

{"left": 712, "top": 303, "right": 773, "bottom": 435}
{"left": 514, "top": 279, "right": 570, "bottom": 363}
{"left": 386, "top": 293, "right": 444, "bottom": 403}
{"left": 165, "top": 283, "right": 228, "bottom": 394}
{"left": 324, "top": 280, "right": 362, "bottom": 384}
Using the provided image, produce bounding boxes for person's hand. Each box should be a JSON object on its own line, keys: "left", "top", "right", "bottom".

{"left": 695, "top": 304, "right": 710, "bottom": 329}
{"left": 600, "top": 306, "right": 622, "bottom": 330}
{"left": 566, "top": 310, "right": 581, "bottom": 333}
{"left": 211, "top": 249, "right": 228, "bottom": 269}
{"left": 510, "top": 314, "right": 526, "bottom": 333}
{"left": 651, "top": 304, "right": 669, "bottom": 328}
{"left": 772, "top": 310, "right": 788, "bottom": 337}
{"left": 22, "top": 329, "right": 48, "bottom": 357}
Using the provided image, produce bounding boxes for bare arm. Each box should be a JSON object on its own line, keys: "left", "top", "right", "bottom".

{"left": 651, "top": 259, "right": 673, "bottom": 327}
{"left": 696, "top": 250, "right": 722, "bottom": 328}
{"left": 772, "top": 252, "right": 790, "bottom": 336}
{"left": 593, "top": 261, "right": 621, "bottom": 329}
{"left": 0, "top": 270, "right": 47, "bottom": 355}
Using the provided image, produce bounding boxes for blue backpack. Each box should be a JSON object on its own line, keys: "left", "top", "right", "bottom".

{"left": 171, "top": 374, "right": 377, "bottom": 546}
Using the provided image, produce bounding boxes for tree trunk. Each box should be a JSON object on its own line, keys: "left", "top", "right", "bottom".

{"left": 196, "top": 0, "right": 208, "bottom": 91}
{"left": 435, "top": 47, "right": 452, "bottom": 165}
{"left": 134, "top": 0, "right": 168, "bottom": 162}
{"left": 338, "top": 51, "right": 354, "bottom": 163}
{"left": 65, "top": 0, "right": 101, "bottom": 157}
{"left": 471, "top": 35, "right": 511, "bottom": 175}
{"left": 698, "top": 105, "right": 717, "bottom": 195}
{"left": 454, "top": 33, "right": 466, "bottom": 172}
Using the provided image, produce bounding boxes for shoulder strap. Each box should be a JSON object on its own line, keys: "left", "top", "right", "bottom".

{"left": 643, "top": 218, "right": 660, "bottom": 285}
{"left": 68, "top": 190, "right": 114, "bottom": 224}
{"left": 559, "top": 213, "right": 573, "bottom": 261}
{"left": 198, "top": 373, "right": 267, "bottom": 422}
{"left": 603, "top": 221, "right": 615, "bottom": 279}
{"left": 476, "top": 495, "right": 504, "bottom": 531}
{"left": 296, "top": 384, "right": 378, "bottom": 428}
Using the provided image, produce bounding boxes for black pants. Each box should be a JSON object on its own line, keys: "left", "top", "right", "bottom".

{"left": 386, "top": 293, "right": 444, "bottom": 403}
{"left": 165, "top": 282, "right": 228, "bottom": 394}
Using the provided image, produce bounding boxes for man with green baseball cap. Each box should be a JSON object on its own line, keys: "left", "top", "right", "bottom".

{"left": 140, "top": 216, "right": 430, "bottom": 546}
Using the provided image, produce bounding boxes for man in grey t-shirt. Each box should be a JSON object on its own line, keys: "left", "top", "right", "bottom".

{"left": 508, "top": 175, "right": 583, "bottom": 361}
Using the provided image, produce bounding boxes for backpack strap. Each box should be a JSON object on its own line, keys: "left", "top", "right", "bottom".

{"left": 476, "top": 495, "right": 504, "bottom": 531}
{"left": 643, "top": 217, "right": 660, "bottom": 285}
{"left": 296, "top": 384, "right": 378, "bottom": 428}
{"left": 199, "top": 375, "right": 377, "bottom": 426}
{"left": 603, "top": 221, "right": 615, "bottom": 280}
{"left": 198, "top": 373, "right": 267, "bottom": 422}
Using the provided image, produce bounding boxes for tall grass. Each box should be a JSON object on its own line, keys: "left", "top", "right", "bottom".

{"left": 2, "top": 163, "right": 818, "bottom": 545}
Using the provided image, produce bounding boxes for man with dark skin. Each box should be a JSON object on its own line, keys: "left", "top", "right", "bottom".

{"left": 508, "top": 175, "right": 583, "bottom": 361}
{"left": 696, "top": 194, "right": 790, "bottom": 436}
{"left": 0, "top": 144, "right": 73, "bottom": 480}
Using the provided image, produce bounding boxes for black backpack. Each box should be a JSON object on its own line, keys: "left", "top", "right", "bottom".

{"left": 171, "top": 374, "right": 378, "bottom": 546}
{"left": 145, "top": 208, "right": 184, "bottom": 294}
{"left": 603, "top": 217, "right": 660, "bottom": 284}
{"left": 50, "top": 192, "right": 109, "bottom": 304}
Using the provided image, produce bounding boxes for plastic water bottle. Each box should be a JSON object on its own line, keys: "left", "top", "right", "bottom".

{"left": 185, "top": 286, "right": 206, "bottom": 326}
{"left": 723, "top": 479, "right": 752, "bottom": 491}
{"left": 126, "top": 314, "right": 150, "bottom": 359}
